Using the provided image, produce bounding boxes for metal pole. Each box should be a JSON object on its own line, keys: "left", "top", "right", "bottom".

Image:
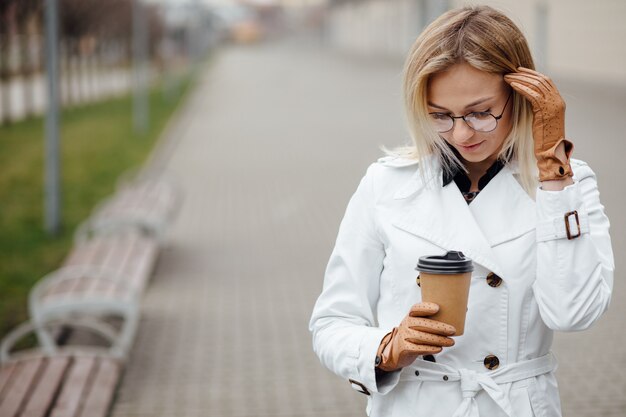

{"left": 133, "top": 0, "right": 149, "bottom": 134}
{"left": 44, "top": 0, "right": 61, "bottom": 235}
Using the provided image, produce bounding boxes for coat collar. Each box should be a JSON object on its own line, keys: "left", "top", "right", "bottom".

{"left": 442, "top": 157, "right": 507, "bottom": 190}
{"left": 391, "top": 156, "right": 535, "bottom": 278}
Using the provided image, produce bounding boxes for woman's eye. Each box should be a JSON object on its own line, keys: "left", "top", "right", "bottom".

{"left": 468, "top": 112, "right": 492, "bottom": 120}
{"left": 430, "top": 113, "right": 450, "bottom": 120}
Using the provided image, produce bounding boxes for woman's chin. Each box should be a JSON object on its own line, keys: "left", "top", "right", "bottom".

{"left": 460, "top": 153, "right": 487, "bottom": 163}
{"left": 456, "top": 150, "right": 488, "bottom": 163}
{"left": 456, "top": 146, "right": 499, "bottom": 165}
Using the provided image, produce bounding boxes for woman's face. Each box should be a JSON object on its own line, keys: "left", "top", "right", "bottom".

{"left": 427, "top": 62, "right": 513, "bottom": 165}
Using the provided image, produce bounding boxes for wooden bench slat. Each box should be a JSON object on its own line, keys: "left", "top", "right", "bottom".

{"left": 126, "top": 248, "right": 153, "bottom": 293}
{"left": 37, "top": 232, "right": 158, "bottom": 335}
{"left": 98, "top": 237, "right": 134, "bottom": 298}
{"left": 78, "top": 234, "right": 128, "bottom": 298}
{"left": 20, "top": 357, "right": 71, "bottom": 417}
{"left": 49, "top": 357, "right": 96, "bottom": 417}
{"left": 0, "top": 358, "right": 44, "bottom": 417}
{"left": 125, "top": 235, "right": 157, "bottom": 292}
{"left": 78, "top": 359, "right": 121, "bottom": 417}
{"left": 63, "top": 238, "right": 109, "bottom": 271}
{"left": 44, "top": 276, "right": 75, "bottom": 298}
{"left": 101, "top": 181, "right": 177, "bottom": 218}
{"left": 79, "top": 238, "right": 124, "bottom": 294}
{"left": 116, "top": 235, "right": 148, "bottom": 294}
{"left": 100, "top": 194, "right": 169, "bottom": 218}
{"left": 45, "top": 248, "right": 105, "bottom": 297}
{"left": 0, "top": 363, "right": 17, "bottom": 403}
{"left": 63, "top": 238, "right": 103, "bottom": 268}
{"left": 87, "top": 238, "right": 119, "bottom": 289}
{"left": 45, "top": 235, "right": 124, "bottom": 300}
{"left": 73, "top": 272, "right": 93, "bottom": 295}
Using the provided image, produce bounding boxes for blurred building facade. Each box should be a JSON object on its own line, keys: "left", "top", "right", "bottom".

{"left": 324, "top": 0, "right": 626, "bottom": 87}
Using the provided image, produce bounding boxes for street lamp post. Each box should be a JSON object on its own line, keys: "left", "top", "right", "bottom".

{"left": 44, "top": 0, "right": 61, "bottom": 235}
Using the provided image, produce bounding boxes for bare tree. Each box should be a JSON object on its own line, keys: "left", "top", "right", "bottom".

{"left": 59, "top": 0, "right": 137, "bottom": 104}
{"left": 0, "top": 0, "right": 165, "bottom": 122}
{"left": 15, "top": 0, "right": 42, "bottom": 119}
{"left": 0, "top": 0, "right": 16, "bottom": 124}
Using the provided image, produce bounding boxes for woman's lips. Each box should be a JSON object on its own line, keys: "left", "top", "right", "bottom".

{"left": 458, "top": 141, "right": 484, "bottom": 152}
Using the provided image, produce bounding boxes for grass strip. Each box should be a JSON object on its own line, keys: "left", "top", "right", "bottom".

{"left": 0, "top": 72, "right": 192, "bottom": 339}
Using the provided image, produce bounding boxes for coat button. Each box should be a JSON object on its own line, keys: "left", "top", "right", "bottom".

{"left": 484, "top": 354, "right": 500, "bottom": 370}
{"left": 486, "top": 272, "right": 503, "bottom": 287}
{"left": 416, "top": 275, "right": 421, "bottom": 287}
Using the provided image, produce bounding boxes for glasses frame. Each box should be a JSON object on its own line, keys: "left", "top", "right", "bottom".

{"left": 429, "top": 92, "right": 512, "bottom": 133}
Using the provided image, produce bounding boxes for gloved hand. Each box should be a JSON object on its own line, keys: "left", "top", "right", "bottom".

{"left": 376, "top": 302, "right": 456, "bottom": 373}
{"left": 504, "top": 67, "right": 574, "bottom": 182}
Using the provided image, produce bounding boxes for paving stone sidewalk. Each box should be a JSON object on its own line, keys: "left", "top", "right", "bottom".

{"left": 110, "top": 38, "right": 626, "bottom": 417}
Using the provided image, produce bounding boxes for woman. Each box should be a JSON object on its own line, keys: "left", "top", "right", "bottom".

{"left": 309, "top": 5, "right": 614, "bottom": 417}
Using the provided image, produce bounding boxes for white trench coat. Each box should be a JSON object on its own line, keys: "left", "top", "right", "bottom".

{"left": 309, "top": 155, "right": 614, "bottom": 417}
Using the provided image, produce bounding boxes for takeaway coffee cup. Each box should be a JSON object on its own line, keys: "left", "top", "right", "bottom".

{"left": 415, "top": 251, "right": 473, "bottom": 336}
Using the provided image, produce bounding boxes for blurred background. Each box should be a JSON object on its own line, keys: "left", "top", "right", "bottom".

{"left": 0, "top": 0, "right": 624, "bottom": 416}
{"left": 1, "top": 0, "right": 624, "bottom": 127}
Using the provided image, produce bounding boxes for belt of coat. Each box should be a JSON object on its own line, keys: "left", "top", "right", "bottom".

{"left": 398, "top": 352, "right": 557, "bottom": 417}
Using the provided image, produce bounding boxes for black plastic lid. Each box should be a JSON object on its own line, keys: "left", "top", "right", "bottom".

{"left": 415, "top": 251, "right": 474, "bottom": 274}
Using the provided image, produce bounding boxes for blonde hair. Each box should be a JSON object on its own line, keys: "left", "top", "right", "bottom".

{"left": 393, "top": 5, "right": 538, "bottom": 195}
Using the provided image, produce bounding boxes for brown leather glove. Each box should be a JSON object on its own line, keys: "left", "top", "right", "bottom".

{"left": 375, "top": 302, "right": 456, "bottom": 373}
{"left": 504, "top": 67, "right": 574, "bottom": 182}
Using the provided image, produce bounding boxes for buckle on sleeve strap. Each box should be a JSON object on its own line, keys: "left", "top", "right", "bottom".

{"left": 564, "top": 210, "right": 581, "bottom": 240}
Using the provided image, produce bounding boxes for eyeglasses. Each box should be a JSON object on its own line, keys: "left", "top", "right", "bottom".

{"left": 429, "top": 93, "right": 512, "bottom": 133}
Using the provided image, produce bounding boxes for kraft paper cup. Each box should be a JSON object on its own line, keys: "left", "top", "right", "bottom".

{"left": 416, "top": 251, "right": 473, "bottom": 336}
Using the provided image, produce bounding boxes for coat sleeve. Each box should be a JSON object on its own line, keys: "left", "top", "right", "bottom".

{"left": 533, "top": 159, "right": 614, "bottom": 331}
{"left": 308, "top": 163, "right": 396, "bottom": 395}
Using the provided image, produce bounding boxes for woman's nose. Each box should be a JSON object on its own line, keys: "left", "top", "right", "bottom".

{"left": 451, "top": 119, "right": 475, "bottom": 143}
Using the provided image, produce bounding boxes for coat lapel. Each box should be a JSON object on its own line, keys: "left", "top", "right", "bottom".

{"left": 391, "top": 158, "right": 535, "bottom": 278}
{"left": 468, "top": 163, "right": 536, "bottom": 247}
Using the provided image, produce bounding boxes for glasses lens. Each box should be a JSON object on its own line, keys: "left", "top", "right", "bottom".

{"left": 466, "top": 113, "right": 497, "bottom": 132}
{"left": 430, "top": 113, "right": 453, "bottom": 132}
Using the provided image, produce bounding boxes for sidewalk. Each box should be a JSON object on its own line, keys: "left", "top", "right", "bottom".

{"left": 109, "top": 38, "right": 625, "bottom": 417}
